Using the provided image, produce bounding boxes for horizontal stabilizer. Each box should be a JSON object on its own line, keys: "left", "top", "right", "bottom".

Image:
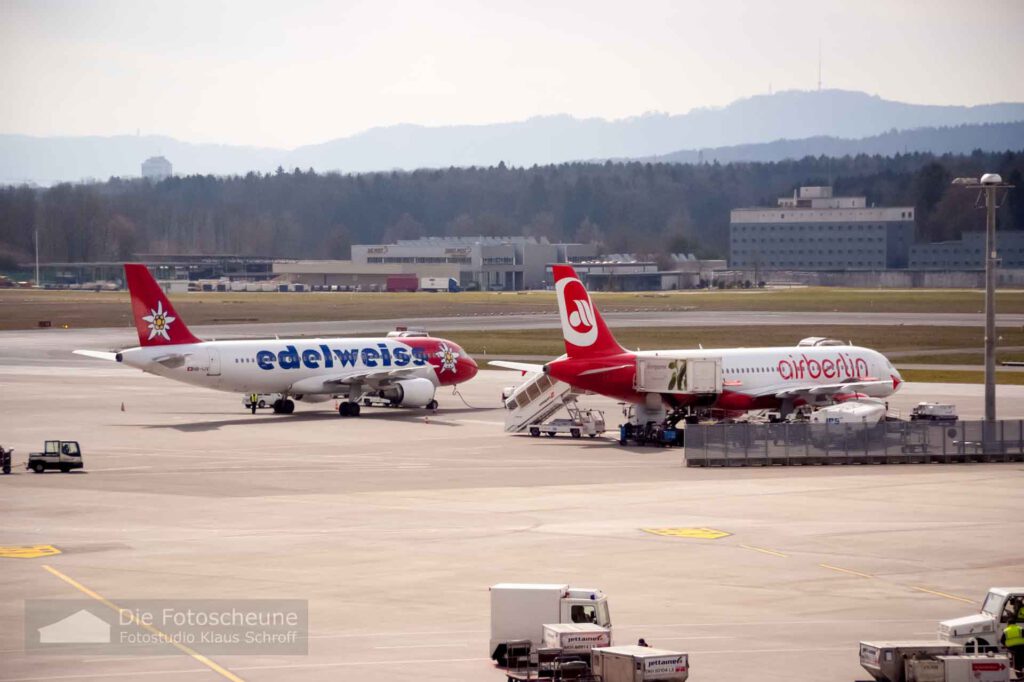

{"left": 73, "top": 350, "right": 118, "bottom": 362}
{"left": 488, "top": 360, "right": 545, "bottom": 373}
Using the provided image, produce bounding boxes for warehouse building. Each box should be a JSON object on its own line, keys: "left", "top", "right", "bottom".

{"left": 729, "top": 186, "right": 915, "bottom": 270}
{"left": 350, "top": 236, "right": 597, "bottom": 290}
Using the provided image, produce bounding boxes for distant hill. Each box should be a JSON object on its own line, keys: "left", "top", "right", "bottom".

{"left": 2, "top": 89, "right": 1024, "bottom": 183}
{"left": 645, "top": 121, "right": 1024, "bottom": 164}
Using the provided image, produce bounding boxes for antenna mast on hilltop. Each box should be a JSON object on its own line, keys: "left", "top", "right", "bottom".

{"left": 817, "top": 39, "right": 822, "bottom": 91}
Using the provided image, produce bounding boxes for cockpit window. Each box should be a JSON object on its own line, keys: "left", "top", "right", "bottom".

{"left": 981, "top": 592, "right": 1003, "bottom": 617}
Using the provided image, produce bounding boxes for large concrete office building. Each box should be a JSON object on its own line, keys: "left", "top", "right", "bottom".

{"left": 729, "top": 186, "right": 915, "bottom": 270}
{"left": 910, "top": 231, "right": 1024, "bottom": 269}
{"left": 351, "top": 236, "right": 597, "bottom": 290}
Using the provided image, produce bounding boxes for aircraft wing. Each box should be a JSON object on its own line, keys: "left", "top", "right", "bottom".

{"left": 73, "top": 350, "right": 118, "bottom": 362}
{"left": 297, "top": 368, "right": 425, "bottom": 391}
{"left": 748, "top": 378, "right": 898, "bottom": 400}
{"left": 488, "top": 360, "right": 545, "bottom": 373}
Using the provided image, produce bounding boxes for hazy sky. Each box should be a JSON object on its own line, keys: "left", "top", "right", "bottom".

{"left": 2, "top": 0, "right": 1023, "bottom": 148}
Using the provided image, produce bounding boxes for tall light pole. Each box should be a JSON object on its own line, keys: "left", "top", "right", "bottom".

{"left": 34, "top": 227, "right": 40, "bottom": 287}
{"left": 952, "top": 174, "right": 1013, "bottom": 428}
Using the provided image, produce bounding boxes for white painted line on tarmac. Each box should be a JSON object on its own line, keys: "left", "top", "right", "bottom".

{"left": 3, "top": 669, "right": 211, "bottom": 681}
{"left": 374, "top": 643, "right": 469, "bottom": 649}
{"left": 307, "top": 628, "right": 484, "bottom": 639}
{"left": 629, "top": 618, "right": 932, "bottom": 628}
{"left": 650, "top": 635, "right": 735, "bottom": 641}
{"left": 230, "top": 657, "right": 489, "bottom": 672}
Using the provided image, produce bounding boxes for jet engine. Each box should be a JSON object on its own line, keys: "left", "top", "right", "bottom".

{"left": 293, "top": 394, "right": 331, "bottom": 403}
{"left": 378, "top": 378, "right": 436, "bottom": 407}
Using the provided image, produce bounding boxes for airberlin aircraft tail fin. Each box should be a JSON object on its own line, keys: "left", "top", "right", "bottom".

{"left": 124, "top": 264, "right": 202, "bottom": 347}
{"left": 551, "top": 264, "right": 626, "bottom": 359}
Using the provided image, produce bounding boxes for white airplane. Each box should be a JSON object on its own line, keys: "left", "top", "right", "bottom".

{"left": 494, "top": 264, "right": 902, "bottom": 420}
{"left": 75, "top": 264, "right": 478, "bottom": 416}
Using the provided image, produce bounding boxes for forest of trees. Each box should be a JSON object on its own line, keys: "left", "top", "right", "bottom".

{"left": 1, "top": 150, "right": 1023, "bottom": 270}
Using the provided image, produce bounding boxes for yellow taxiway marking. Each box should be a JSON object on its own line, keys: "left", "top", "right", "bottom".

{"left": 0, "top": 545, "right": 61, "bottom": 559}
{"left": 642, "top": 527, "right": 732, "bottom": 540}
{"left": 739, "top": 544, "right": 788, "bottom": 558}
{"left": 41, "top": 565, "right": 246, "bottom": 682}
{"left": 819, "top": 564, "right": 874, "bottom": 579}
{"left": 910, "top": 585, "right": 977, "bottom": 605}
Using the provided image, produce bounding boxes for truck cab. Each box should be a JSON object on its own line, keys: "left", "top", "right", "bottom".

{"left": 939, "top": 587, "right": 1024, "bottom": 652}
{"left": 27, "top": 440, "right": 83, "bottom": 473}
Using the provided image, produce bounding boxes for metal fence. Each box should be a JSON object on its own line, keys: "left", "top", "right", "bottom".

{"left": 683, "top": 420, "right": 1024, "bottom": 467}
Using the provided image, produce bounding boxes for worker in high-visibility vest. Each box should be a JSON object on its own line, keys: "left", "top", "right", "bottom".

{"left": 249, "top": 394, "right": 258, "bottom": 415}
{"left": 1003, "top": 607, "right": 1024, "bottom": 673}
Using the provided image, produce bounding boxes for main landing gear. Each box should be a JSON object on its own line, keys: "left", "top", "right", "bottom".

{"left": 338, "top": 401, "right": 361, "bottom": 417}
{"left": 272, "top": 398, "right": 295, "bottom": 415}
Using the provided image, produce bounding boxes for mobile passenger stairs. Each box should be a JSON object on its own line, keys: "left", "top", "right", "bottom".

{"left": 502, "top": 372, "right": 605, "bottom": 438}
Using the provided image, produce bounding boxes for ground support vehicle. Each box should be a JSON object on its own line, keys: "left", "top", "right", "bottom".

{"left": 911, "top": 402, "right": 959, "bottom": 422}
{"left": 243, "top": 393, "right": 282, "bottom": 410}
{"left": 939, "top": 587, "right": 1024, "bottom": 653}
{"left": 27, "top": 441, "right": 83, "bottom": 473}
{"left": 592, "top": 645, "right": 689, "bottom": 682}
{"left": 860, "top": 641, "right": 966, "bottom": 682}
{"left": 489, "top": 583, "right": 612, "bottom": 665}
{"left": 618, "top": 404, "right": 687, "bottom": 447}
{"left": 529, "top": 404, "right": 605, "bottom": 439}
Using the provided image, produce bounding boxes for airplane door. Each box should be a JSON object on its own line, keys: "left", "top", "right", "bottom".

{"left": 207, "top": 348, "right": 221, "bottom": 376}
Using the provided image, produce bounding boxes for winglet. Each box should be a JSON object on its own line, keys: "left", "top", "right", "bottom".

{"left": 552, "top": 264, "right": 626, "bottom": 358}
{"left": 124, "top": 264, "right": 201, "bottom": 346}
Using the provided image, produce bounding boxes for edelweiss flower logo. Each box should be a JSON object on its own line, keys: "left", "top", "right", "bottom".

{"left": 141, "top": 300, "right": 175, "bottom": 341}
{"left": 433, "top": 342, "right": 460, "bottom": 374}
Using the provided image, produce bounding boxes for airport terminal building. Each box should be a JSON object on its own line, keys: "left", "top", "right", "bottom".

{"left": 350, "top": 236, "right": 597, "bottom": 290}
{"left": 729, "top": 186, "right": 915, "bottom": 270}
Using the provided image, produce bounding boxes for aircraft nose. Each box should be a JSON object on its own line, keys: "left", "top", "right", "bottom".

{"left": 461, "top": 352, "right": 479, "bottom": 379}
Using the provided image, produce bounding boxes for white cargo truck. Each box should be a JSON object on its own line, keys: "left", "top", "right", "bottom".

{"left": 910, "top": 402, "right": 958, "bottom": 422}
{"left": 939, "top": 587, "right": 1024, "bottom": 652}
{"left": 592, "top": 645, "right": 689, "bottom": 682}
{"left": 905, "top": 654, "right": 1011, "bottom": 682}
{"left": 541, "top": 623, "right": 611, "bottom": 654}
{"left": 420, "top": 276, "right": 459, "bottom": 292}
{"left": 489, "top": 583, "right": 612, "bottom": 663}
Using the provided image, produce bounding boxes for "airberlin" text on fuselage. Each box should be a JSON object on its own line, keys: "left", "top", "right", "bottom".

{"left": 777, "top": 353, "right": 869, "bottom": 381}
{"left": 256, "top": 344, "right": 428, "bottom": 371}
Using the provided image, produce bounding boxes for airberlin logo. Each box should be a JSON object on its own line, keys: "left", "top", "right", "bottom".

{"left": 556, "top": 277, "right": 598, "bottom": 347}
{"left": 777, "top": 353, "right": 868, "bottom": 380}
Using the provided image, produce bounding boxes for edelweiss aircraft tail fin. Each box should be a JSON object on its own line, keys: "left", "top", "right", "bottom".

{"left": 124, "top": 264, "right": 201, "bottom": 346}
{"left": 552, "top": 264, "right": 626, "bottom": 359}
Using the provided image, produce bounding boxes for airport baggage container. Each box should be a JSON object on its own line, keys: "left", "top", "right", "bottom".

{"left": 905, "top": 654, "right": 1010, "bottom": 682}
{"left": 541, "top": 623, "right": 611, "bottom": 654}
{"left": 592, "top": 645, "right": 689, "bottom": 681}
{"left": 860, "top": 640, "right": 964, "bottom": 682}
